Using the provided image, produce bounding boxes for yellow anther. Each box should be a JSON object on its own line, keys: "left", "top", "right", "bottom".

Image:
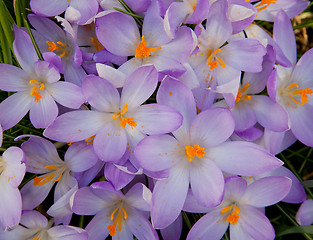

{"left": 34, "top": 165, "right": 64, "bottom": 186}
{"left": 90, "top": 37, "right": 104, "bottom": 51}
{"left": 107, "top": 206, "right": 128, "bottom": 236}
{"left": 135, "top": 35, "right": 161, "bottom": 58}
{"left": 206, "top": 48, "right": 225, "bottom": 70}
{"left": 185, "top": 144, "right": 206, "bottom": 162}
{"left": 46, "top": 40, "right": 67, "bottom": 58}
{"left": 286, "top": 82, "right": 313, "bottom": 106}
{"left": 255, "top": 0, "right": 277, "bottom": 12}
{"left": 112, "top": 104, "right": 137, "bottom": 128}
{"left": 235, "top": 83, "right": 251, "bottom": 103}
{"left": 220, "top": 204, "right": 240, "bottom": 225}
{"left": 29, "top": 79, "right": 45, "bottom": 103}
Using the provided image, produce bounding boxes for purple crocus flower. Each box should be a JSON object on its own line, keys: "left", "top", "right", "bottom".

{"left": 134, "top": 78, "right": 283, "bottom": 228}
{"left": 0, "top": 210, "right": 87, "bottom": 240}
{"left": 296, "top": 199, "right": 313, "bottom": 226}
{"left": 20, "top": 136, "right": 97, "bottom": 211}
{"left": 267, "top": 10, "right": 313, "bottom": 147}
{"left": 30, "top": 0, "right": 99, "bottom": 25}
{"left": 0, "top": 147, "right": 26, "bottom": 230}
{"left": 44, "top": 65, "right": 183, "bottom": 164}
{"left": 72, "top": 181, "right": 158, "bottom": 240}
{"left": 186, "top": 176, "right": 291, "bottom": 240}
{"left": 0, "top": 26, "right": 84, "bottom": 130}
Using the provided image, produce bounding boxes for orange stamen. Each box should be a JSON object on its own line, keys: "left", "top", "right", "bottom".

{"left": 235, "top": 83, "right": 251, "bottom": 103}
{"left": 287, "top": 83, "right": 313, "bottom": 105}
{"left": 46, "top": 40, "right": 67, "bottom": 58}
{"left": 107, "top": 206, "right": 127, "bottom": 236}
{"left": 90, "top": 37, "right": 104, "bottom": 51}
{"left": 112, "top": 104, "right": 137, "bottom": 128}
{"left": 135, "top": 35, "right": 161, "bottom": 58}
{"left": 255, "top": 0, "right": 277, "bottom": 12}
{"left": 29, "top": 79, "right": 45, "bottom": 103}
{"left": 185, "top": 144, "right": 206, "bottom": 162}
{"left": 220, "top": 205, "right": 240, "bottom": 225}
{"left": 207, "top": 48, "right": 225, "bottom": 70}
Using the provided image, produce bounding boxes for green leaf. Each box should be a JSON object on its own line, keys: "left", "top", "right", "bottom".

{"left": 277, "top": 225, "right": 313, "bottom": 236}
{"left": 14, "top": 0, "right": 29, "bottom": 27}
{"left": 0, "top": 0, "right": 15, "bottom": 50}
{"left": 0, "top": 23, "right": 12, "bottom": 64}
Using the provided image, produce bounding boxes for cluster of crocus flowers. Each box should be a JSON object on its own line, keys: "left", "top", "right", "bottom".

{"left": 0, "top": 0, "right": 312, "bottom": 239}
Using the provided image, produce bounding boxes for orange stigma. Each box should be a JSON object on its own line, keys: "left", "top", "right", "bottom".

{"left": 29, "top": 79, "right": 45, "bottom": 103}
{"left": 235, "top": 83, "right": 252, "bottom": 103}
{"left": 107, "top": 206, "right": 128, "bottom": 236}
{"left": 255, "top": 0, "right": 277, "bottom": 12}
{"left": 220, "top": 204, "right": 240, "bottom": 225}
{"left": 90, "top": 37, "right": 104, "bottom": 52}
{"left": 135, "top": 35, "right": 161, "bottom": 58}
{"left": 206, "top": 48, "right": 225, "bottom": 70}
{"left": 33, "top": 165, "right": 63, "bottom": 186}
{"left": 112, "top": 104, "right": 137, "bottom": 129}
{"left": 286, "top": 83, "right": 313, "bottom": 106}
{"left": 185, "top": 144, "right": 206, "bottom": 162}
{"left": 46, "top": 40, "right": 67, "bottom": 58}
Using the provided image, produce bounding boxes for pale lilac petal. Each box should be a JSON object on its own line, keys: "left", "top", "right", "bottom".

{"left": 239, "top": 205, "right": 275, "bottom": 240}
{"left": 95, "top": 12, "right": 139, "bottom": 56}
{"left": 68, "top": 0, "right": 98, "bottom": 25}
{"left": 82, "top": 74, "right": 120, "bottom": 112}
{"left": 105, "top": 162, "right": 135, "bottom": 190}
{"left": 186, "top": 209, "right": 229, "bottom": 240}
{"left": 21, "top": 178, "right": 55, "bottom": 209}
{"left": 30, "top": 0, "right": 68, "bottom": 17}
{"left": 183, "top": 189, "right": 211, "bottom": 213}
{"left": 157, "top": 77, "right": 196, "bottom": 143}
{"left": 291, "top": 47, "right": 313, "bottom": 88}
{"left": 190, "top": 108, "right": 235, "bottom": 148}
{"left": 224, "top": 176, "right": 247, "bottom": 201}
{"left": 72, "top": 187, "right": 107, "bottom": 215}
{"left": 125, "top": 183, "right": 151, "bottom": 212}
{"left": 93, "top": 123, "right": 127, "bottom": 162}
{"left": 232, "top": 103, "right": 256, "bottom": 131}
{"left": 160, "top": 213, "right": 182, "bottom": 240}
{"left": 0, "top": 92, "right": 32, "bottom": 130}
{"left": 190, "top": 159, "right": 224, "bottom": 207}
{"left": 229, "top": 223, "right": 253, "bottom": 240}
{"left": 241, "top": 176, "right": 292, "bottom": 207}
{"left": 210, "top": 141, "right": 283, "bottom": 176}
{"left": 96, "top": 63, "right": 127, "bottom": 88}
{"left": 85, "top": 210, "right": 110, "bottom": 240}
{"left": 205, "top": 0, "right": 232, "bottom": 49}
{"left": 134, "top": 104, "right": 183, "bottom": 135}
{"left": 251, "top": 95, "right": 289, "bottom": 132}
{"left": 178, "top": 63, "right": 200, "bottom": 89}
{"left": 0, "top": 180, "right": 22, "bottom": 230}
{"left": 0, "top": 64, "right": 28, "bottom": 91}
{"left": 54, "top": 172, "right": 76, "bottom": 202}
{"left": 48, "top": 225, "right": 87, "bottom": 240}
{"left": 164, "top": 2, "right": 188, "bottom": 39}
{"left": 288, "top": 104, "right": 313, "bottom": 147}
{"left": 47, "top": 81, "right": 84, "bottom": 109}
{"left": 20, "top": 210, "right": 48, "bottom": 229}
{"left": 274, "top": 10, "right": 297, "bottom": 65}
{"left": 235, "top": 126, "right": 264, "bottom": 142}
{"left": 13, "top": 25, "right": 38, "bottom": 73}
{"left": 151, "top": 161, "right": 189, "bottom": 229}
{"left": 126, "top": 208, "right": 159, "bottom": 240}
{"left": 134, "top": 135, "right": 182, "bottom": 172}
{"left": 65, "top": 142, "right": 98, "bottom": 172}
{"left": 121, "top": 65, "right": 158, "bottom": 110}
{"left": 186, "top": 0, "right": 210, "bottom": 24}
{"left": 34, "top": 61, "right": 60, "bottom": 83}
{"left": 220, "top": 39, "right": 266, "bottom": 72}
{"left": 2, "top": 147, "right": 26, "bottom": 188}
{"left": 44, "top": 110, "right": 108, "bottom": 142}
{"left": 63, "top": 64, "right": 87, "bottom": 86}
{"left": 29, "top": 91, "right": 58, "bottom": 128}
{"left": 266, "top": 69, "right": 278, "bottom": 102}
{"left": 296, "top": 199, "right": 313, "bottom": 226}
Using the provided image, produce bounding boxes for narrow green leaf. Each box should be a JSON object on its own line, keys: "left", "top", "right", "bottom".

{"left": 304, "top": 180, "right": 313, "bottom": 188}
{"left": 277, "top": 226, "right": 313, "bottom": 237}
{"left": 0, "top": 24, "right": 12, "bottom": 64}
{"left": 113, "top": 7, "right": 144, "bottom": 19}
{"left": 117, "top": 0, "right": 143, "bottom": 26}
{"left": 0, "top": 0, "right": 15, "bottom": 51}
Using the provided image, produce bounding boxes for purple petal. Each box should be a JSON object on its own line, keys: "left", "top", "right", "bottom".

{"left": 20, "top": 210, "right": 48, "bottom": 228}
{"left": 164, "top": 2, "right": 188, "bottom": 39}
{"left": 241, "top": 176, "right": 292, "bottom": 207}
{"left": 29, "top": 91, "right": 58, "bottom": 128}
{"left": 160, "top": 213, "right": 183, "bottom": 240}
{"left": 190, "top": 159, "right": 224, "bottom": 207}
{"left": 48, "top": 81, "right": 84, "bottom": 109}
{"left": 82, "top": 74, "right": 120, "bottom": 112}
{"left": 48, "top": 225, "right": 87, "bottom": 240}
{"left": 34, "top": 61, "right": 60, "bottom": 83}
{"left": 68, "top": 0, "right": 98, "bottom": 25}
{"left": 13, "top": 25, "right": 38, "bottom": 73}
{"left": 93, "top": 123, "right": 127, "bottom": 162}
{"left": 63, "top": 64, "right": 87, "bottom": 86}
{"left": 121, "top": 65, "right": 158, "bottom": 110}
{"left": 291, "top": 47, "right": 313, "bottom": 88}
{"left": 224, "top": 176, "right": 247, "bottom": 202}
{"left": 105, "top": 162, "right": 135, "bottom": 190}
{"left": 96, "top": 63, "right": 127, "bottom": 88}
{"left": 44, "top": 110, "right": 107, "bottom": 142}
{"left": 0, "top": 92, "right": 32, "bottom": 130}
{"left": 151, "top": 162, "right": 189, "bottom": 229}
{"left": 232, "top": 102, "right": 256, "bottom": 131}
{"left": 95, "top": 12, "right": 139, "bottom": 56}
{"left": 30, "top": 0, "right": 68, "bottom": 17}
{"left": 187, "top": 209, "right": 228, "bottom": 240}
{"left": 190, "top": 108, "right": 235, "bottom": 148}
{"left": 0, "top": 64, "right": 28, "bottom": 91}
{"left": 134, "top": 134, "right": 181, "bottom": 172}
{"left": 85, "top": 210, "right": 110, "bottom": 240}
{"left": 210, "top": 141, "right": 283, "bottom": 176}
{"left": 296, "top": 199, "right": 313, "bottom": 226}
{"left": 134, "top": 104, "right": 183, "bottom": 135}
{"left": 125, "top": 183, "right": 152, "bottom": 212}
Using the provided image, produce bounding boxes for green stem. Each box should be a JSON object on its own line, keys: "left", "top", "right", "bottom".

{"left": 22, "top": 13, "right": 44, "bottom": 61}
{"left": 117, "top": 0, "right": 143, "bottom": 26}
{"left": 113, "top": 7, "right": 144, "bottom": 19}
{"left": 279, "top": 153, "right": 313, "bottom": 199}
{"left": 299, "top": 148, "right": 313, "bottom": 174}
{"left": 182, "top": 212, "right": 192, "bottom": 229}
{"left": 79, "top": 215, "right": 84, "bottom": 228}
{"left": 0, "top": 24, "right": 11, "bottom": 64}
{"left": 16, "top": 123, "right": 43, "bottom": 135}
{"left": 275, "top": 204, "right": 313, "bottom": 240}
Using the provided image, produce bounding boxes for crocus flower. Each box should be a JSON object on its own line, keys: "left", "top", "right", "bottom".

{"left": 0, "top": 25, "right": 84, "bottom": 129}
{"left": 134, "top": 78, "right": 283, "bottom": 228}
{"left": 20, "top": 136, "right": 97, "bottom": 210}
{"left": 267, "top": 10, "right": 313, "bottom": 147}
{"left": 72, "top": 181, "right": 158, "bottom": 240}
{"left": 0, "top": 147, "right": 26, "bottom": 230}
{"left": 30, "top": 0, "right": 99, "bottom": 25}
{"left": 44, "top": 65, "right": 183, "bottom": 164}
{"left": 186, "top": 176, "right": 291, "bottom": 240}
{"left": 296, "top": 199, "right": 313, "bottom": 226}
{"left": 0, "top": 210, "right": 87, "bottom": 240}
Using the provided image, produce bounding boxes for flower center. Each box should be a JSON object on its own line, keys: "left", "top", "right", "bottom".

{"left": 90, "top": 37, "right": 104, "bottom": 52}
{"left": 206, "top": 48, "right": 225, "bottom": 70}
{"left": 29, "top": 79, "right": 45, "bottom": 103}
{"left": 135, "top": 35, "right": 161, "bottom": 59}
{"left": 107, "top": 205, "right": 128, "bottom": 236}
{"left": 46, "top": 40, "right": 67, "bottom": 58}
{"left": 280, "top": 82, "right": 313, "bottom": 108}
{"left": 235, "top": 83, "right": 251, "bottom": 103}
{"left": 84, "top": 135, "right": 96, "bottom": 145}
{"left": 220, "top": 204, "right": 240, "bottom": 225}
{"left": 112, "top": 104, "right": 137, "bottom": 129}
{"left": 33, "top": 165, "right": 66, "bottom": 186}
{"left": 185, "top": 144, "right": 206, "bottom": 162}
{"left": 254, "top": 0, "right": 277, "bottom": 12}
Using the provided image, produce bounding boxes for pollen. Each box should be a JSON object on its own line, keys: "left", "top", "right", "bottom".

{"left": 33, "top": 165, "right": 63, "bottom": 186}
{"left": 135, "top": 35, "right": 161, "bottom": 58}
{"left": 286, "top": 83, "right": 313, "bottom": 106}
{"left": 46, "top": 40, "right": 67, "bottom": 58}
{"left": 29, "top": 79, "right": 45, "bottom": 103}
{"left": 107, "top": 206, "right": 128, "bottom": 236}
{"left": 112, "top": 104, "right": 137, "bottom": 129}
{"left": 206, "top": 48, "right": 225, "bottom": 70}
{"left": 255, "top": 0, "right": 277, "bottom": 12}
{"left": 185, "top": 144, "right": 206, "bottom": 162}
{"left": 220, "top": 204, "right": 240, "bottom": 225}
{"left": 235, "top": 83, "right": 251, "bottom": 103}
